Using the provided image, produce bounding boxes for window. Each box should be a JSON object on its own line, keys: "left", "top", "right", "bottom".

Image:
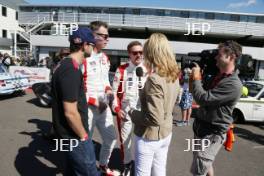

{"left": 164, "top": 10, "right": 171, "bottom": 16}
{"left": 65, "top": 7, "right": 73, "bottom": 13}
{"left": 86, "top": 8, "right": 101, "bottom": 13}
{"left": 190, "top": 12, "right": 205, "bottom": 18}
{"left": 132, "top": 9, "right": 140, "bottom": 15}
{"left": 256, "top": 16, "right": 264, "bottom": 23}
{"left": 156, "top": 10, "right": 165, "bottom": 16}
{"left": 240, "top": 15, "right": 248, "bottom": 22}
{"left": 109, "top": 8, "right": 124, "bottom": 14}
{"left": 248, "top": 16, "right": 256, "bottom": 22}
{"left": 197, "top": 12, "right": 205, "bottom": 19}
{"left": 2, "top": 30, "right": 7, "bottom": 38}
{"left": 230, "top": 15, "right": 240, "bottom": 22}
{"left": 215, "top": 14, "right": 230, "bottom": 21}
{"left": 244, "top": 82, "right": 264, "bottom": 97}
{"left": 16, "top": 11, "right": 18, "bottom": 20}
{"left": 180, "top": 11, "right": 189, "bottom": 18}
{"left": 171, "top": 11, "right": 181, "bottom": 17}
{"left": 125, "top": 8, "right": 133, "bottom": 15}
{"left": 2, "top": 6, "right": 7, "bottom": 16}
{"left": 205, "top": 13, "right": 215, "bottom": 20}
{"left": 32, "top": 7, "right": 39, "bottom": 12}
{"left": 39, "top": 7, "right": 51, "bottom": 12}
{"left": 190, "top": 12, "right": 199, "bottom": 18}
{"left": 140, "top": 9, "right": 155, "bottom": 15}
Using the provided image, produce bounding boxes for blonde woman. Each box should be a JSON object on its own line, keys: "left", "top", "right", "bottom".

{"left": 128, "top": 33, "right": 181, "bottom": 176}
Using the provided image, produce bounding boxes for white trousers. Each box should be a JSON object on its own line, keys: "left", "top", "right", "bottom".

{"left": 88, "top": 105, "right": 117, "bottom": 165}
{"left": 120, "top": 116, "right": 133, "bottom": 164}
{"left": 134, "top": 133, "right": 172, "bottom": 176}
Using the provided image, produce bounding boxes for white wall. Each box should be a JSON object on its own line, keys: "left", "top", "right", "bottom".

{"left": 39, "top": 46, "right": 62, "bottom": 60}
{"left": 0, "top": 4, "right": 20, "bottom": 39}
{"left": 31, "top": 35, "right": 264, "bottom": 61}
{"left": 0, "top": 47, "right": 12, "bottom": 55}
{"left": 0, "top": 4, "right": 22, "bottom": 56}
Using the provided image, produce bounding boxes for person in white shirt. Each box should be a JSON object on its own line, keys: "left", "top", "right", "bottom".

{"left": 82, "top": 21, "right": 119, "bottom": 176}
{"left": 112, "top": 41, "right": 147, "bottom": 176}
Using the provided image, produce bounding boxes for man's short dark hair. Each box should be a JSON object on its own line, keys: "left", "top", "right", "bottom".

{"left": 69, "top": 43, "right": 83, "bottom": 53}
{"left": 127, "top": 41, "right": 142, "bottom": 52}
{"left": 218, "top": 40, "right": 242, "bottom": 58}
{"left": 89, "top": 21, "right": 108, "bottom": 31}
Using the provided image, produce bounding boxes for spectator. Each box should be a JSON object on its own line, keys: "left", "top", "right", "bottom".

{"left": 178, "top": 67, "right": 193, "bottom": 126}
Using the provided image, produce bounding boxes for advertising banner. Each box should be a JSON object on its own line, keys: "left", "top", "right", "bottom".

{"left": 9, "top": 66, "right": 50, "bottom": 85}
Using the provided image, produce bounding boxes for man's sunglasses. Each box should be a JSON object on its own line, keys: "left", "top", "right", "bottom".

{"left": 131, "top": 51, "right": 143, "bottom": 56}
{"left": 96, "top": 33, "right": 109, "bottom": 40}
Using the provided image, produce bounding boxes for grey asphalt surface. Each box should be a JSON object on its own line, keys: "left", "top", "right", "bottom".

{"left": 0, "top": 92, "right": 264, "bottom": 176}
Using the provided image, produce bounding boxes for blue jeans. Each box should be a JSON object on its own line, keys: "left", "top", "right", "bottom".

{"left": 65, "top": 138, "right": 100, "bottom": 176}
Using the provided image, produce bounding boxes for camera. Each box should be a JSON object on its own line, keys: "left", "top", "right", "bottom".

{"left": 186, "top": 49, "right": 219, "bottom": 89}
{"left": 187, "top": 49, "right": 255, "bottom": 82}
{"left": 187, "top": 49, "right": 219, "bottom": 76}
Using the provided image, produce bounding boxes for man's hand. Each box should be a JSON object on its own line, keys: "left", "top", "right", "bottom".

{"left": 63, "top": 101, "right": 88, "bottom": 140}
{"left": 98, "top": 101, "right": 107, "bottom": 113}
{"left": 117, "top": 110, "right": 127, "bottom": 121}
{"left": 191, "top": 63, "right": 202, "bottom": 81}
{"left": 105, "top": 89, "right": 114, "bottom": 104}
{"left": 106, "top": 89, "right": 113, "bottom": 96}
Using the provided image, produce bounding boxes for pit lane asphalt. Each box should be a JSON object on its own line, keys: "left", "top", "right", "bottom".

{"left": 0, "top": 92, "right": 263, "bottom": 176}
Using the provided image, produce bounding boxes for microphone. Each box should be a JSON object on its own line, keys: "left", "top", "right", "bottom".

{"left": 136, "top": 67, "right": 144, "bottom": 89}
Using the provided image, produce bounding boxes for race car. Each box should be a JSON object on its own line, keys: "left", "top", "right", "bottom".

{"left": 0, "top": 64, "right": 30, "bottom": 95}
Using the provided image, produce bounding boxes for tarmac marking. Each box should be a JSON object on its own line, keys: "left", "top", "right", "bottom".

{"left": 253, "top": 145, "right": 264, "bottom": 149}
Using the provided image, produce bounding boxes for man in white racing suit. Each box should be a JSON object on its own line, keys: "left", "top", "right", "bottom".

{"left": 112, "top": 41, "right": 147, "bottom": 176}
{"left": 82, "top": 21, "right": 118, "bottom": 176}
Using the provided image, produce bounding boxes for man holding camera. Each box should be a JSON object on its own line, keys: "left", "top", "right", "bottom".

{"left": 190, "top": 41, "right": 243, "bottom": 176}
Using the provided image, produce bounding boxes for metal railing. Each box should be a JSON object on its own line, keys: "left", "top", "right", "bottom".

{"left": 19, "top": 12, "right": 264, "bottom": 36}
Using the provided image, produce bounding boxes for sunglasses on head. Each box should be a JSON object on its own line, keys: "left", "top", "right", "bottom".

{"left": 131, "top": 51, "right": 143, "bottom": 56}
{"left": 96, "top": 33, "right": 109, "bottom": 40}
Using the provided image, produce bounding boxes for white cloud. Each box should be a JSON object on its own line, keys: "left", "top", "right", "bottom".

{"left": 227, "top": 0, "right": 257, "bottom": 8}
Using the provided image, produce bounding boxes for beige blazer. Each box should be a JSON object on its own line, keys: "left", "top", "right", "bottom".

{"left": 129, "top": 72, "right": 180, "bottom": 140}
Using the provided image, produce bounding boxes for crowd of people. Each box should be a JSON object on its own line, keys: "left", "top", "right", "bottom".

{"left": 0, "top": 52, "right": 37, "bottom": 67}
{"left": 51, "top": 20, "right": 243, "bottom": 176}
{"left": 0, "top": 49, "right": 70, "bottom": 70}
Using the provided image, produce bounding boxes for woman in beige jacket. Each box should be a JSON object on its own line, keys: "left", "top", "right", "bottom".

{"left": 128, "top": 33, "right": 181, "bottom": 176}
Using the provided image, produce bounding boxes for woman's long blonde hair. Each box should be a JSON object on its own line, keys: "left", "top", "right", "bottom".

{"left": 143, "top": 33, "right": 179, "bottom": 82}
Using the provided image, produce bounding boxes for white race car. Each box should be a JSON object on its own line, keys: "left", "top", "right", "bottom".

{"left": 233, "top": 81, "right": 264, "bottom": 123}
{"left": 0, "top": 64, "right": 30, "bottom": 95}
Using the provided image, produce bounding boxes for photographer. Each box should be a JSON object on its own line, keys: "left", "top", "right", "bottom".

{"left": 190, "top": 41, "right": 243, "bottom": 176}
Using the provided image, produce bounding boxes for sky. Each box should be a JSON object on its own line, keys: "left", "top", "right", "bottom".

{"left": 25, "top": 0, "right": 264, "bottom": 14}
